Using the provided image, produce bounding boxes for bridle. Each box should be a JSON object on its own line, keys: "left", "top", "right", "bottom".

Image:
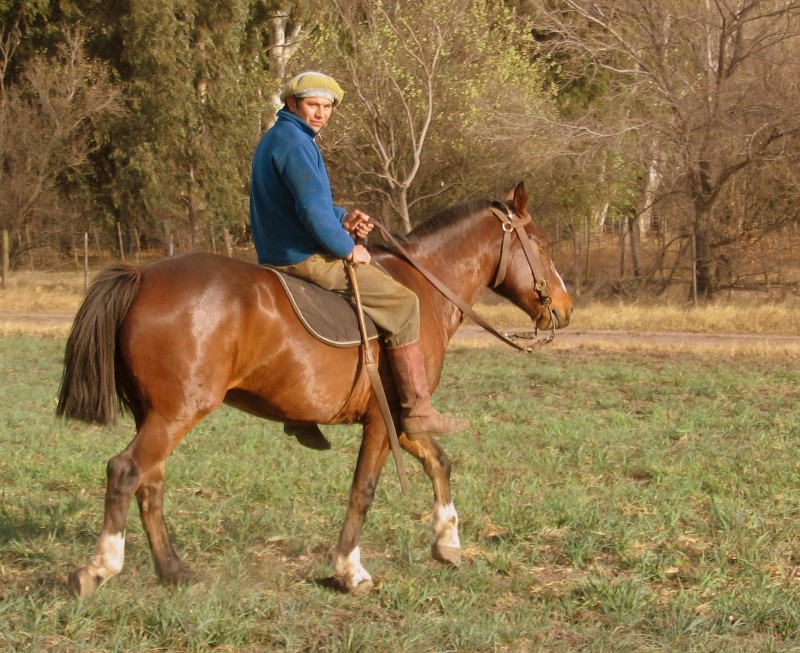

{"left": 488, "top": 201, "right": 556, "bottom": 349}
{"left": 370, "top": 202, "right": 557, "bottom": 352}
{"left": 489, "top": 202, "right": 550, "bottom": 301}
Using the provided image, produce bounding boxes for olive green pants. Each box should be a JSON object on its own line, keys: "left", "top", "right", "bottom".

{"left": 274, "top": 254, "right": 420, "bottom": 346}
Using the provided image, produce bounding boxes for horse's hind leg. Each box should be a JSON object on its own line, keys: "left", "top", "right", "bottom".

{"left": 68, "top": 449, "right": 143, "bottom": 597}
{"left": 68, "top": 416, "right": 195, "bottom": 597}
{"left": 136, "top": 461, "right": 192, "bottom": 584}
{"left": 401, "top": 437, "right": 461, "bottom": 567}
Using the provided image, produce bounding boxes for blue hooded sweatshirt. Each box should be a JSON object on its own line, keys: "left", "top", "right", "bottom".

{"left": 249, "top": 108, "right": 355, "bottom": 266}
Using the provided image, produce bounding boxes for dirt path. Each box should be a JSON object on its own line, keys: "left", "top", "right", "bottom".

{"left": 0, "top": 311, "right": 77, "bottom": 328}
{"left": 3, "top": 309, "right": 800, "bottom": 353}
{"left": 452, "top": 325, "right": 800, "bottom": 352}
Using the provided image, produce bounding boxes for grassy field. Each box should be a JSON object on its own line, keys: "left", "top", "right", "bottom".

{"left": 2, "top": 330, "right": 800, "bottom": 652}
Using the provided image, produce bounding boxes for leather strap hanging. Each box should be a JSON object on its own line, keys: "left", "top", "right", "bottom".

{"left": 346, "top": 262, "right": 410, "bottom": 495}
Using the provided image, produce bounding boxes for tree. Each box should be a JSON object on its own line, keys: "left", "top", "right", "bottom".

{"left": 258, "top": 0, "right": 319, "bottom": 115}
{"left": 100, "top": 0, "right": 327, "bottom": 253}
{"left": 310, "top": 0, "right": 556, "bottom": 232}
{"left": 0, "top": 25, "right": 123, "bottom": 264}
{"left": 536, "top": 0, "right": 800, "bottom": 299}
{"left": 99, "top": 1, "right": 262, "bottom": 251}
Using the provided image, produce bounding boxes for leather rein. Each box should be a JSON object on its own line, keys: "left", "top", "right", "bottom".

{"left": 370, "top": 202, "right": 556, "bottom": 353}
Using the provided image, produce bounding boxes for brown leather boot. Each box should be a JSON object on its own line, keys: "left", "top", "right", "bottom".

{"left": 283, "top": 421, "right": 331, "bottom": 450}
{"left": 386, "top": 340, "right": 470, "bottom": 439}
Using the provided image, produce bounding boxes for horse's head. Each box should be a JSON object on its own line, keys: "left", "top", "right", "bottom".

{"left": 489, "top": 182, "right": 573, "bottom": 331}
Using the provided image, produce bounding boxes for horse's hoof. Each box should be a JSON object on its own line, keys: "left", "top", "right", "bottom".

{"left": 431, "top": 544, "right": 461, "bottom": 567}
{"left": 160, "top": 566, "right": 197, "bottom": 586}
{"left": 68, "top": 566, "right": 101, "bottom": 598}
{"left": 331, "top": 574, "right": 374, "bottom": 595}
{"left": 350, "top": 577, "right": 375, "bottom": 597}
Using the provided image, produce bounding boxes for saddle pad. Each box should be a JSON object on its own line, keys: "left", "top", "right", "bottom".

{"left": 264, "top": 267, "right": 380, "bottom": 348}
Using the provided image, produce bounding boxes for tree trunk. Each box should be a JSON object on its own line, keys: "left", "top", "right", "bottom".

{"left": 628, "top": 211, "right": 641, "bottom": 279}
{"left": 693, "top": 222, "right": 715, "bottom": 299}
{"left": 571, "top": 225, "right": 582, "bottom": 297}
{"left": 266, "top": 7, "right": 310, "bottom": 121}
{"left": 1, "top": 230, "right": 8, "bottom": 289}
{"left": 639, "top": 157, "right": 661, "bottom": 239}
{"left": 394, "top": 186, "right": 412, "bottom": 234}
{"left": 116, "top": 221, "right": 125, "bottom": 261}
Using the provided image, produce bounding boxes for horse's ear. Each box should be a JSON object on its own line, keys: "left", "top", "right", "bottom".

{"left": 511, "top": 181, "right": 528, "bottom": 215}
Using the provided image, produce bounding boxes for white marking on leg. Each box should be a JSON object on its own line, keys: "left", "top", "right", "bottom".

{"left": 431, "top": 502, "right": 460, "bottom": 549}
{"left": 333, "top": 546, "right": 372, "bottom": 589}
{"left": 87, "top": 531, "right": 126, "bottom": 581}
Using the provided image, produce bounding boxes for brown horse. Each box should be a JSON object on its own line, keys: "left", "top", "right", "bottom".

{"left": 57, "top": 182, "right": 572, "bottom": 597}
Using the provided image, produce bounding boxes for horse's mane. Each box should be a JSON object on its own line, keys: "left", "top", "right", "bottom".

{"left": 405, "top": 199, "right": 492, "bottom": 244}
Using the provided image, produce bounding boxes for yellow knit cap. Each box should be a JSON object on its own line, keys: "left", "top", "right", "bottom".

{"left": 280, "top": 72, "right": 344, "bottom": 106}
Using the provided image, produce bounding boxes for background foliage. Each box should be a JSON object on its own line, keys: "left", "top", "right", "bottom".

{"left": 2, "top": 0, "right": 800, "bottom": 301}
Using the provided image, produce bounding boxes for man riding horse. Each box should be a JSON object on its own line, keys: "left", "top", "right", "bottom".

{"left": 249, "top": 71, "right": 469, "bottom": 447}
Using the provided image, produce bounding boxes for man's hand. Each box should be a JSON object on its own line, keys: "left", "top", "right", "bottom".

{"left": 342, "top": 209, "right": 374, "bottom": 240}
{"left": 346, "top": 244, "right": 371, "bottom": 266}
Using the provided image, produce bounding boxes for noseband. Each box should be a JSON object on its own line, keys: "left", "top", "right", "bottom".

{"left": 371, "top": 202, "right": 557, "bottom": 352}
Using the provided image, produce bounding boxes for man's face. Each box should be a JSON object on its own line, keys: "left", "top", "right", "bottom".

{"left": 287, "top": 96, "right": 334, "bottom": 132}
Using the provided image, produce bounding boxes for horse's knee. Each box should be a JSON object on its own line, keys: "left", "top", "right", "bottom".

{"left": 407, "top": 437, "right": 451, "bottom": 478}
{"left": 349, "top": 470, "right": 378, "bottom": 515}
{"left": 360, "top": 476, "right": 378, "bottom": 507}
{"left": 106, "top": 453, "right": 141, "bottom": 496}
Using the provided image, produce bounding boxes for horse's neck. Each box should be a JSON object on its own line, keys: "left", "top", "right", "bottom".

{"left": 406, "top": 210, "right": 498, "bottom": 337}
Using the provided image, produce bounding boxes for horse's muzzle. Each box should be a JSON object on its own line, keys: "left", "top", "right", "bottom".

{"left": 543, "top": 305, "right": 570, "bottom": 330}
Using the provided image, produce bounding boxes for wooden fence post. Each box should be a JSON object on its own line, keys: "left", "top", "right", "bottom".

{"left": 117, "top": 221, "right": 126, "bottom": 261}
{"left": 84, "top": 232, "right": 89, "bottom": 292}
{"left": 223, "top": 228, "right": 233, "bottom": 257}
{"left": 1, "top": 229, "right": 8, "bottom": 290}
{"left": 25, "top": 225, "right": 33, "bottom": 271}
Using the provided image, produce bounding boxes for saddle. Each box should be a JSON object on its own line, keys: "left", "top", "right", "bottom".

{"left": 264, "top": 267, "right": 380, "bottom": 348}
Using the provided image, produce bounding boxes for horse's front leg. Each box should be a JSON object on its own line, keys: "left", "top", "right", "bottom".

{"left": 331, "top": 411, "right": 389, "bottom": 593}
{"left": 400, "top": 436, "right": 461, "bottom": 567}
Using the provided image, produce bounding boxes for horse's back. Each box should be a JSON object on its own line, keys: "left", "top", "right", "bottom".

{"left": 124, "top": 253, "right": 277, "bottom": 355}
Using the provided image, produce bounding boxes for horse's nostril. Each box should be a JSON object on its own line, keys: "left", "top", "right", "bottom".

{"left": 550, "top": 308, "right": 570, "bottom": 329}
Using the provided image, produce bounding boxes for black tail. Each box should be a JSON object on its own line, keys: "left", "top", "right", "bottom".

{"left": 56, "top": 264, "right": 142, "bottom": 424}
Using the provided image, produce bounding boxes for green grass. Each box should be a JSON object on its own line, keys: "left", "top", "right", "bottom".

{"left": 3, "top": 335, "right": 800, "bottom": 651}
